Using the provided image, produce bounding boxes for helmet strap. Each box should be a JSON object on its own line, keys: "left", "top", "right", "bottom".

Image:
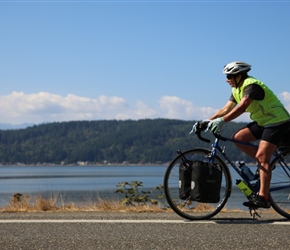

{"left": 233, "top": 75, "right": 243, "bottom": 88}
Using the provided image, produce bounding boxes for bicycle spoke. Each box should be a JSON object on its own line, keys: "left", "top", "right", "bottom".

{"left": 270, "top": 148, "right": 290, "bottom": 219}
{"left": 164, "top": 148, "right": 231, "bottom": 220}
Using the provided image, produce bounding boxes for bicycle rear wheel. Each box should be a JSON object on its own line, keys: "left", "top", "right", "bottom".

{"left": 269, "top": 147, "right": 290, "bottom": 219}
{"left": 164, "top": 148, "right": 232, "bottom": 220}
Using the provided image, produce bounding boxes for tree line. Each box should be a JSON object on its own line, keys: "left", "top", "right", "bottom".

{"left": 0, "top": 119, "right": 252, "bottom": 165}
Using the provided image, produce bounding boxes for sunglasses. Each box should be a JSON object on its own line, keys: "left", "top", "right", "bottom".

{"left": 226, "top": 74, "right": 234, "bottom": 80}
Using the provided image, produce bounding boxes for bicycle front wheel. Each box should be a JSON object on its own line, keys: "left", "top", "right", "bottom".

{"left": 164, "top": 148, "right": 232, "bottom": 220}
{"left": 269, "top": 147, "right": 290, "bottom": 219}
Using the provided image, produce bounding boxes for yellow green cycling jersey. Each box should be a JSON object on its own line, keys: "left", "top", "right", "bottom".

{"left": 232, "top": 76, "right": 290, "bottom": 126}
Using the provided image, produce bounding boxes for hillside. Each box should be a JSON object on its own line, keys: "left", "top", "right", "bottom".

{"left": 0, "top": 119, "right": 250, "bottom": 165}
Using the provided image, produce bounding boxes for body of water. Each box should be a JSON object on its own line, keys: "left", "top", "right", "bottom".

{"left": 0, "top": 165, "right": 252, "bottom": 210}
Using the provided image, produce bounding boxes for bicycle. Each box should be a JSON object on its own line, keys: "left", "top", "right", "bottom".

{"left": 163, "top": 121, "right": 290, "bottom": 220}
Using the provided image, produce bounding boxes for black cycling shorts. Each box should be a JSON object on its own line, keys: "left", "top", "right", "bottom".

{"left": 247, "top": 121, "right": 290, "bottom": 146}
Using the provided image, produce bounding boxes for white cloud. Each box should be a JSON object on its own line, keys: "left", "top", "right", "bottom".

{"left": 0, "top": 92, "right": 127, "bottom": 124}
{"left": 159, "top": 96, "right": 216, "bottom": 120}
{"left": 281, "top": 91, "right": 290, "bottom": 102}
{"left": 115, "top": 101, "right": 157, "bottom": 120}
{"left": 3, "top": 91, "right": 290, "bottom": 125}
{"left": 280, "top": 91, "right": 290, "bottom": 112}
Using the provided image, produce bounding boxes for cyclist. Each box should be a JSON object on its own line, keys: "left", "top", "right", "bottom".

{"left": 207, "top": 61, "right": 290, "bottom": 208}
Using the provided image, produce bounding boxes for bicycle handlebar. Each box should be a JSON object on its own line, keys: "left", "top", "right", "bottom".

{"left": 194, "top": 121, "right": 211, "bottom": 143}
{"left": 194, "top": 121, "right": 227, "bottom": 143}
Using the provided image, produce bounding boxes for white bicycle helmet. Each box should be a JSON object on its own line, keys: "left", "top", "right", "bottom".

{"left": 223, "top": 61, "right": 251, "bottom": 75}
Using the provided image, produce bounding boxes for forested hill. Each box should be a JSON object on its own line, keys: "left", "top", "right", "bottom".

{"left": 0, "top": 119, "right": 250, "bottom": 165}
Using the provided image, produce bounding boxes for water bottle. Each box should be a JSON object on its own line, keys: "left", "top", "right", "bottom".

{"left": 237, "top": 161, "right": 255, "bottom": 182}
{"left": 236, "top": 179, "right": 255, "bottom": 200}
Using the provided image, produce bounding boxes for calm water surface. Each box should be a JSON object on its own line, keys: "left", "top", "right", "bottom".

{"left": 0, "top": 165, "right": 166, "bottom": 206}
{"left": 0, "top": 165, "right": 250, "bottom": 210}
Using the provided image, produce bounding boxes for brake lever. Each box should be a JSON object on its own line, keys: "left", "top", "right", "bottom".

{"left": 190, "top": 121, "right": 211, "bottom": 143}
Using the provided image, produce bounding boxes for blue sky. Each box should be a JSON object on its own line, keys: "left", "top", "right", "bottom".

{"left": 1, "top": 0, "right": 290, "bottom": 125}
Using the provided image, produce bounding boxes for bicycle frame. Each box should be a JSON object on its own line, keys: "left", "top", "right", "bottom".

{"left": 164, "top": 123, "right": 290, "bottom": 220}
{"left": 196, "top": 129, "right": 290, "bottom": 192}
{"left": 164, "top": 122, "right": 290, "bottom": 220}
{"left": 210, "top": 134, "right": 257, "bottom": 187}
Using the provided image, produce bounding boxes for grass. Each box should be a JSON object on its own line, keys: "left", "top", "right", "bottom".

{"left": 0, "top": 193, "right": 280, "bottom": 215}
{"left": 0, "top": 193, "right": 167, "bottom": 213}
{"left": 0, "top": 193, "right": 241, "bottom": 213}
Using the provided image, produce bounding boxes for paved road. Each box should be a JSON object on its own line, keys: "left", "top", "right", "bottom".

{"left": 0, "top": 211, "right": 289, "bottom": 250}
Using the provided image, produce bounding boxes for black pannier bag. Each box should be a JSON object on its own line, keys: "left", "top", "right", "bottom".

{"left": 179, "top": 160, "right": 222, "bottom": 203}
{"left": 191, "top": 161, "right": 222, "bottom": 203}
{"left": 179, "top": 163, "right": 192, "bottom": 199}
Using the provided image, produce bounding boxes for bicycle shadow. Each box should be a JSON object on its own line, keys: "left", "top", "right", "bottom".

{"left": 211, "top": 218, "right": 289, "bottom": 224}
{"left": 183, "top": 217, "right": 289, "bottom": 224}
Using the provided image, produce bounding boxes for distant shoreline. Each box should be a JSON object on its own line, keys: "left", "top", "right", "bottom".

{"left": 0, "top": 163, "right": 168, "bottom": 167}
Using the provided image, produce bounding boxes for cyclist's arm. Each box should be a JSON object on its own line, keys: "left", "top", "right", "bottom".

{"left": 222, "top": 96, "right": 253, "bottom": 122}
{"left": 209, "top": 100, "right": 236, "bottom": 120}
{"left": 209, "top": 84, "right": 259, "bottom": 122}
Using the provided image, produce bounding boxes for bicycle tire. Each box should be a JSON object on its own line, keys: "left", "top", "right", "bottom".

{"left": 269, "top": 147, "right": 290, "bottom": 219}
{"left": 164, "top": 148, "right": 232, "bottom": 220}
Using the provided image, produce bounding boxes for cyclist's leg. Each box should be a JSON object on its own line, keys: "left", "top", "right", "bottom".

{"left": 242, "top": 141, "right": 275, "bottom": 208}
{"left": 256, "top": 124, "right": 287, "bottom": 197}
{"left": 232, "top": 124, "right": 258, "bottom": 159}
{"left": 255, "top": 140, "right": 276, "bottom": 198}
{"left": 233, "top": 123, "right": 272, "bottom": 208}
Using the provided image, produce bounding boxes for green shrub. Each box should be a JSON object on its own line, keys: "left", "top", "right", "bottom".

{"left": 116, "top": 181, "right": 164, "bottom": 206}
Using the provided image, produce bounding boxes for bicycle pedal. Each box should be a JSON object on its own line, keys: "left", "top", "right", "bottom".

{"left": 249, "top": 207, "right": 261, "bottom": 219}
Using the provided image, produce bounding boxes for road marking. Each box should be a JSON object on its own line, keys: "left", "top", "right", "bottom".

{"left": 0, "top": 219, "right": 213, "bottom": 224}
{"left": 272, "top": 221, "right": 290, "bottom": 225}
{"left": 0, "top": 219, "right": 289, "bottom": 224}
